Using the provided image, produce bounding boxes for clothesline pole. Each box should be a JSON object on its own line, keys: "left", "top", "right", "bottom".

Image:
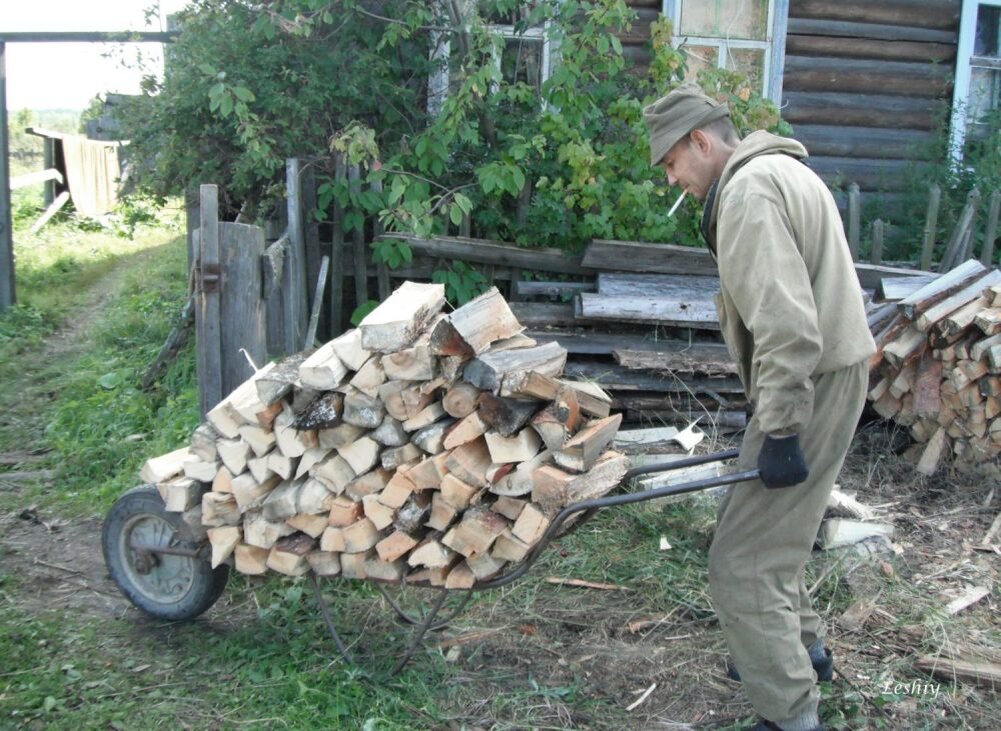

{"left": 0, "top": 40, "right": 14, "bottom": 312}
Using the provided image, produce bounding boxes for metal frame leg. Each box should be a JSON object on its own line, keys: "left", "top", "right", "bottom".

{"left": 389, "top": 586, "right": 453, "bottom": 676}
{"left": 374, "top": 582, "right": 473, "bottom": 630}
{"left": 309, "top": 572, "right": 354, "bottom": 665}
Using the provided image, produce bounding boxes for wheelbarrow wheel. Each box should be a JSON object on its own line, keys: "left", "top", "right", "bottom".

{"left": 102, "top": 484, "right": 228, "bottom": 621}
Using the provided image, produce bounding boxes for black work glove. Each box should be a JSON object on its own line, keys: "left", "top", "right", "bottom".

{"left": 757, "top": 434, "right": 809, "bottom": 488}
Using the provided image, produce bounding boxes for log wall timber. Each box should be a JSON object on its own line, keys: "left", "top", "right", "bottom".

{"left": 784, "top": 0, "right": 960, "bottom": 194}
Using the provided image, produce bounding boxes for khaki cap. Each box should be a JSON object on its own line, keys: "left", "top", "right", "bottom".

{"left": 643, "top": 83, "right": 730, "bottom": 166}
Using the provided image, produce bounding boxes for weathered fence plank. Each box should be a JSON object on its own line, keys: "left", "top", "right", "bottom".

{"left": 220, "top": 222, "right": 266, "bottom": 395}
{"left": 284, "top": 158, "right": 308, "bottom": 354}
{"left": 197, "top": 184, "right": 223, "bottom": 417}
{"left": 981, "top": 190, "right": 1000, "bottom": 267}
{"left": 349, "top": 164, "right": 369, "bottom": 309}
{"left": 920, "top": 184, "right": 941, "bottom": 271}
{"left": 379, "top": 233, "right": 590, "bottom": 275}
{"left": 329, "top": 154, "right": 346, "bottom": 334}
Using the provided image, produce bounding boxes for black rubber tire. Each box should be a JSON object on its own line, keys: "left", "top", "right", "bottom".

{"left": 102, "top": 484, "right": 229, "bottom": 621}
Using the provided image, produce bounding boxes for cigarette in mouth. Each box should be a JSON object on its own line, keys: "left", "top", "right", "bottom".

{"left": 668, "top": 190, "right": 687, "bottom": 217}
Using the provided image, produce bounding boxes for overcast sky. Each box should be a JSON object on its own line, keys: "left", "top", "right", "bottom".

{"left": 2, "top": 0, "right": 192, "bottom": 110}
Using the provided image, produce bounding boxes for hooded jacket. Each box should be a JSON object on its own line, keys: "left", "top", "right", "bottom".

{"left": 702, "top": 130, "right": 876, "bottom": 434}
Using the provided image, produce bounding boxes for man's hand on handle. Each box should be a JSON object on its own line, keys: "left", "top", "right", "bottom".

{"left": 757, "top": 433, "right": 809, "bottom": 488}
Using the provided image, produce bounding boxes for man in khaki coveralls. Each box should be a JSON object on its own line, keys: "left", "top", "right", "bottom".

{"left": 642, "top": 84, "right": 876, "bottom": 731}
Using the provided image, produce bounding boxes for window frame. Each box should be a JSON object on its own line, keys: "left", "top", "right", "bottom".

{"left": 661, "top": 0, "right": 789, "bottom": 104}
{"left": 950, "top": 0, "right": 1001, "bottom": 161}
{"left": 427, "top": 5, "right": 557, "bottom": 116}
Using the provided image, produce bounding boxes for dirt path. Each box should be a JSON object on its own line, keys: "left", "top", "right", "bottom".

{"left": 0, "top": 250, "right": 164, "bottom": 621}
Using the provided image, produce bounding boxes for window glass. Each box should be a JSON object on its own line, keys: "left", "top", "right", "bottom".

{"left": 501, "top": 37, "right": 544, "bottom": 90}
{"left": 968, "top": 66, "right": 1001, "bottom": 137}
{"left": 680, "top": 0, "right": 768, "bottom": 41}
{"left": 974, "top": 5, "right": 1000, "bottom": 56}
{"left": 728, "top": 47, "right": 765, "bottom": 90}
{"left": 682, "top": 45, "right": 720, "bottom": 80}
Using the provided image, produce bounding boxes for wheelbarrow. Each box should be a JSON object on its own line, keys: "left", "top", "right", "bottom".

{"left": 102, "top": 448, "right": 757, "bottom": 675}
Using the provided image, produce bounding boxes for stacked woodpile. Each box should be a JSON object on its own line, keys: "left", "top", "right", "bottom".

{"left": 140, "top": 282, "right": 630, "bottom": 587}
{"left": 869, "top": 259, "right": 1001, "bottom": 472}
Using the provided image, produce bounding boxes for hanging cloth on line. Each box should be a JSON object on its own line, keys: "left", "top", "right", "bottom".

{"left": 60, "top": 137, "right": 123, "bottom": 218}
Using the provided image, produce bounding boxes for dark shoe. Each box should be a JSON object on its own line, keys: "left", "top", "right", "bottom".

{"left": 727, "top": 647, "right": 834, "bottom": 682}
{"left": 748, "top": 720, "right": 825, "bottom": 731}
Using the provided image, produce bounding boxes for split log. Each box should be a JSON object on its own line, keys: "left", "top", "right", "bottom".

{"left": 216, "top": 439, "right": 251, "bottom": 476}
{"left": 358, "top": 281, "right": 446, "bottom": 353}
{"left": 370, "top": 415, "right": 408, "bottom": 447}
{"left": 442, "top": 412, "right": 489, "bottom": 449}
{"left": 429, "top": 286, "right": 524, "bottom": 356}
{"left": 349, "top": 356, "right": 386, "bottom": 398}
{"left": 442, "top": 508, "right": 509, "bottom": 556}
{"left": 293, "top": 392, "right": 343, "bottom": 431}
{"left": 267, "top": 533, "right": 315, "bottom": 576}
{"left": 331, "top": 328, "right": 372, "bottom": 371}
{"left": 394, "top": 492, "right": 432, "bottom": 533}
{"left": 897, "top": 258, "right": 987, "bottom": 319}
{"left": 299, "top": 341, "right": 348, "bottom": 390}
{"left": 476, "top": 393, "right": 540, "bottom": 437}
{"left": 190, "top": 424, "right": 220, "bottom": 461}
{"left": 382, "top": 341, "right": 436, "bottom": 381}
{"left": 464, "top": 342, "right": 568, "bottom": 392}
{"left": 161, "top": 476, "right": 205, "bottom": 513}
{"left": 362, "top": 494, "right": 396, "bottom": 530}
{"left": 501, "top": 370, "right": 611, "bottom": 417}
{"left": 485, "top": 428, "right": 543, "bottom": 464}
{"left": 306, "top": 551, "right": 342, "bottom": 576}
{"left": 255, "top": 353, "right": 308, "bottom": 406}
{"left": 344, "top": 466, "right": 392, "bottom": 500}
{"left": 375, "top": 531, "right": 420, "bottom": 563}
{"left": 286, "top": 513, "right": 329, "bottom": 538}
{"left": 235, "top": 543, "right": 270, "bottom": 574}
{"left": 531, "top": 451, "right": 629, "bottom": 517}
{"left": 342, "top": 387, "right": 386, "bottom": 428}
{"left": 411, "top": 418, "right": 455, "bottom": 454}
{"left": 338, "top": 436, "right": 382, "bottom": 475}
{"left": 381, "top": 442, "right": 423, "bottom": 470}
{"left": 244, "top": 512, "right": 294, "bottom": 548}
{"left": 916, "top": 270, "right": 1001, "bottom": 332}
{"left": 442, "top": 382, "right": 481, "bottom": 418}
{"left": 531, "top": 390, "right": 581, "bottom": 451}
{"left": 445, "top": 438, "right": 493, "bottom": 487}
{"left": 208, "top": 526, "right": 241, "bottom": 568}
{"left": 140, "top": 446, "right": 193, "bottom": 485}
{"left": 552, "top": 414, "right": 622, "bottom": 472}
{"left": 231, "top": 473, "right": 281, "bottom": 512}
{"left": 403, "top": 401, "right": 447, "bottom": 432}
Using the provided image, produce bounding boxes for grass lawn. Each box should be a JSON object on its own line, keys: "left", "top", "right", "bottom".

{"left": 0, "top": 201, "right": 998, "bottom": 730}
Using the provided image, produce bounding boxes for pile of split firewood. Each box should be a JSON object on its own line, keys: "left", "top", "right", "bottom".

{"left": 140, "top": 282, "right": 629, "bottom": 587}
{"left": 869, "top": 259, "right": 1001, "bottom": 473}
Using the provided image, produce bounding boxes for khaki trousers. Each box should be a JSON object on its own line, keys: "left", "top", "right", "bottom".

{"left": 708, "top": 360, "right": 868, "bottom": 722}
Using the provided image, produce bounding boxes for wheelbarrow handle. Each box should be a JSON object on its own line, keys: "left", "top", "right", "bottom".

{"left": 474, "top": 448, "right": 760, "bottom": 591}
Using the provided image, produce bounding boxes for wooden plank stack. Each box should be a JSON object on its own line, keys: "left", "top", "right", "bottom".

{"left": 140, "top": 282, "right": 629, "bottom": 587}
{"left": 868, "top": 259, "right": 1001, "bottom": 473}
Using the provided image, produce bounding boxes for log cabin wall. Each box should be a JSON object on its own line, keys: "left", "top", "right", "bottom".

{"left": 781, "top": 0, "right": 960, "bottom": 194}
{"left": 622, "top": 1, "right": 962, "bottom": 196}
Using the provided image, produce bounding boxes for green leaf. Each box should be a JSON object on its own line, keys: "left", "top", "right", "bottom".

{"left": 218, "top": 94, "right": 234, "bottom": 118}
{"left": 232, "top": 86, "right": 255, "bottom": 102}
{"left": 449, "top": 203, "right": 463, "bottom": 226}
{"left": 511, "top": 166, "right": 526, "bottom": 193}
{"left": 350, "top": 300, "right": 380, "bottom": 326}
{"left": 98, "top": 372, "right": 122, "bottom": 390}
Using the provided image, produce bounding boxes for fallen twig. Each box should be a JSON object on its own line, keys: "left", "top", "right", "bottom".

{"left": 625, "top": 682, "right": 657, "bottom": 711}
{"left": 545, "top": 576, "right": 631, "bottom": 591}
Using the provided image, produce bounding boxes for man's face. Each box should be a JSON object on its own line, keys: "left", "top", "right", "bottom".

{"left": 659, "top": 133, "right": 717, "bottom": 202}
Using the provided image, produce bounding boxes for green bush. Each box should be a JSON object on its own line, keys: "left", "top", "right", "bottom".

{"left": 119, "top": 0, "right": 787, "bottom": 259}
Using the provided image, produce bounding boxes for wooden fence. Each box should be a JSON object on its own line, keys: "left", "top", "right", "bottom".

{"left": 187, "top": 158, "right": 1000, "bottom": 418}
